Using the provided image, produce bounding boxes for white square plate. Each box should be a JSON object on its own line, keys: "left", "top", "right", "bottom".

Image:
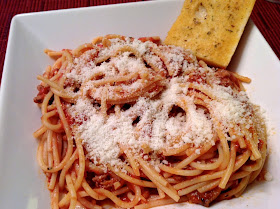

{"left": 0, "top": 0, "right": 279, "bottom": 208}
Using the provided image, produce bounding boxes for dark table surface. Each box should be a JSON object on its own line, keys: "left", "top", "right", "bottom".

{"left": 0, "top": 0, "right": 279, "bottom": 85}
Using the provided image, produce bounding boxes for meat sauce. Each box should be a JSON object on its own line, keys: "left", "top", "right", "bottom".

{"left": 138, "top": 37, "right": 160, "bottom": 44}
{"left": 33, "top": 84, "right": 50, "bottom": 103}
{"left": 215, "top": 69, "right": 240, "bottom": 89}
{"left": 186, "top": 187, "right": 222, "bottom": 207}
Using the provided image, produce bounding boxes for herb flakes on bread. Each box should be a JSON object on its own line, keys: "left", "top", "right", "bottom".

{"left": 165, "top": 0, "right": 256, "bottom": 68}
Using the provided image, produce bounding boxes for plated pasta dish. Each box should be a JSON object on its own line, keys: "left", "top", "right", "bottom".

{"left": 33, "top": 35, "right": 267, "bottom": 209}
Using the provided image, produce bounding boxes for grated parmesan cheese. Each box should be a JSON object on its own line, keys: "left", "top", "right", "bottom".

{"left": 63, "top": 37, "right": 257, "bottom": 169}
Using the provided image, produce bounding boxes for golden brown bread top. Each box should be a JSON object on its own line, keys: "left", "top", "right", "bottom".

{"left": 164, "top": 0, "right": 256, "bottom": 68}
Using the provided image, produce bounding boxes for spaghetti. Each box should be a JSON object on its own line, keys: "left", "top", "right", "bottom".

{"left": 33, "top": 35, "right": 267, "bottom": 208}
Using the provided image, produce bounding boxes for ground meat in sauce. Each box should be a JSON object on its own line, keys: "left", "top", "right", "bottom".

{"left": 215, "top": 69, "right": 239, "bottom": 88}
{"left": 186, "top": 187, "right": 222, "bottom": 207}
{"left": 87, "top": 171, "right": 121, "bottom": 190}
{"left": 33, "top": 84, "right": 50, "bottom": 103}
